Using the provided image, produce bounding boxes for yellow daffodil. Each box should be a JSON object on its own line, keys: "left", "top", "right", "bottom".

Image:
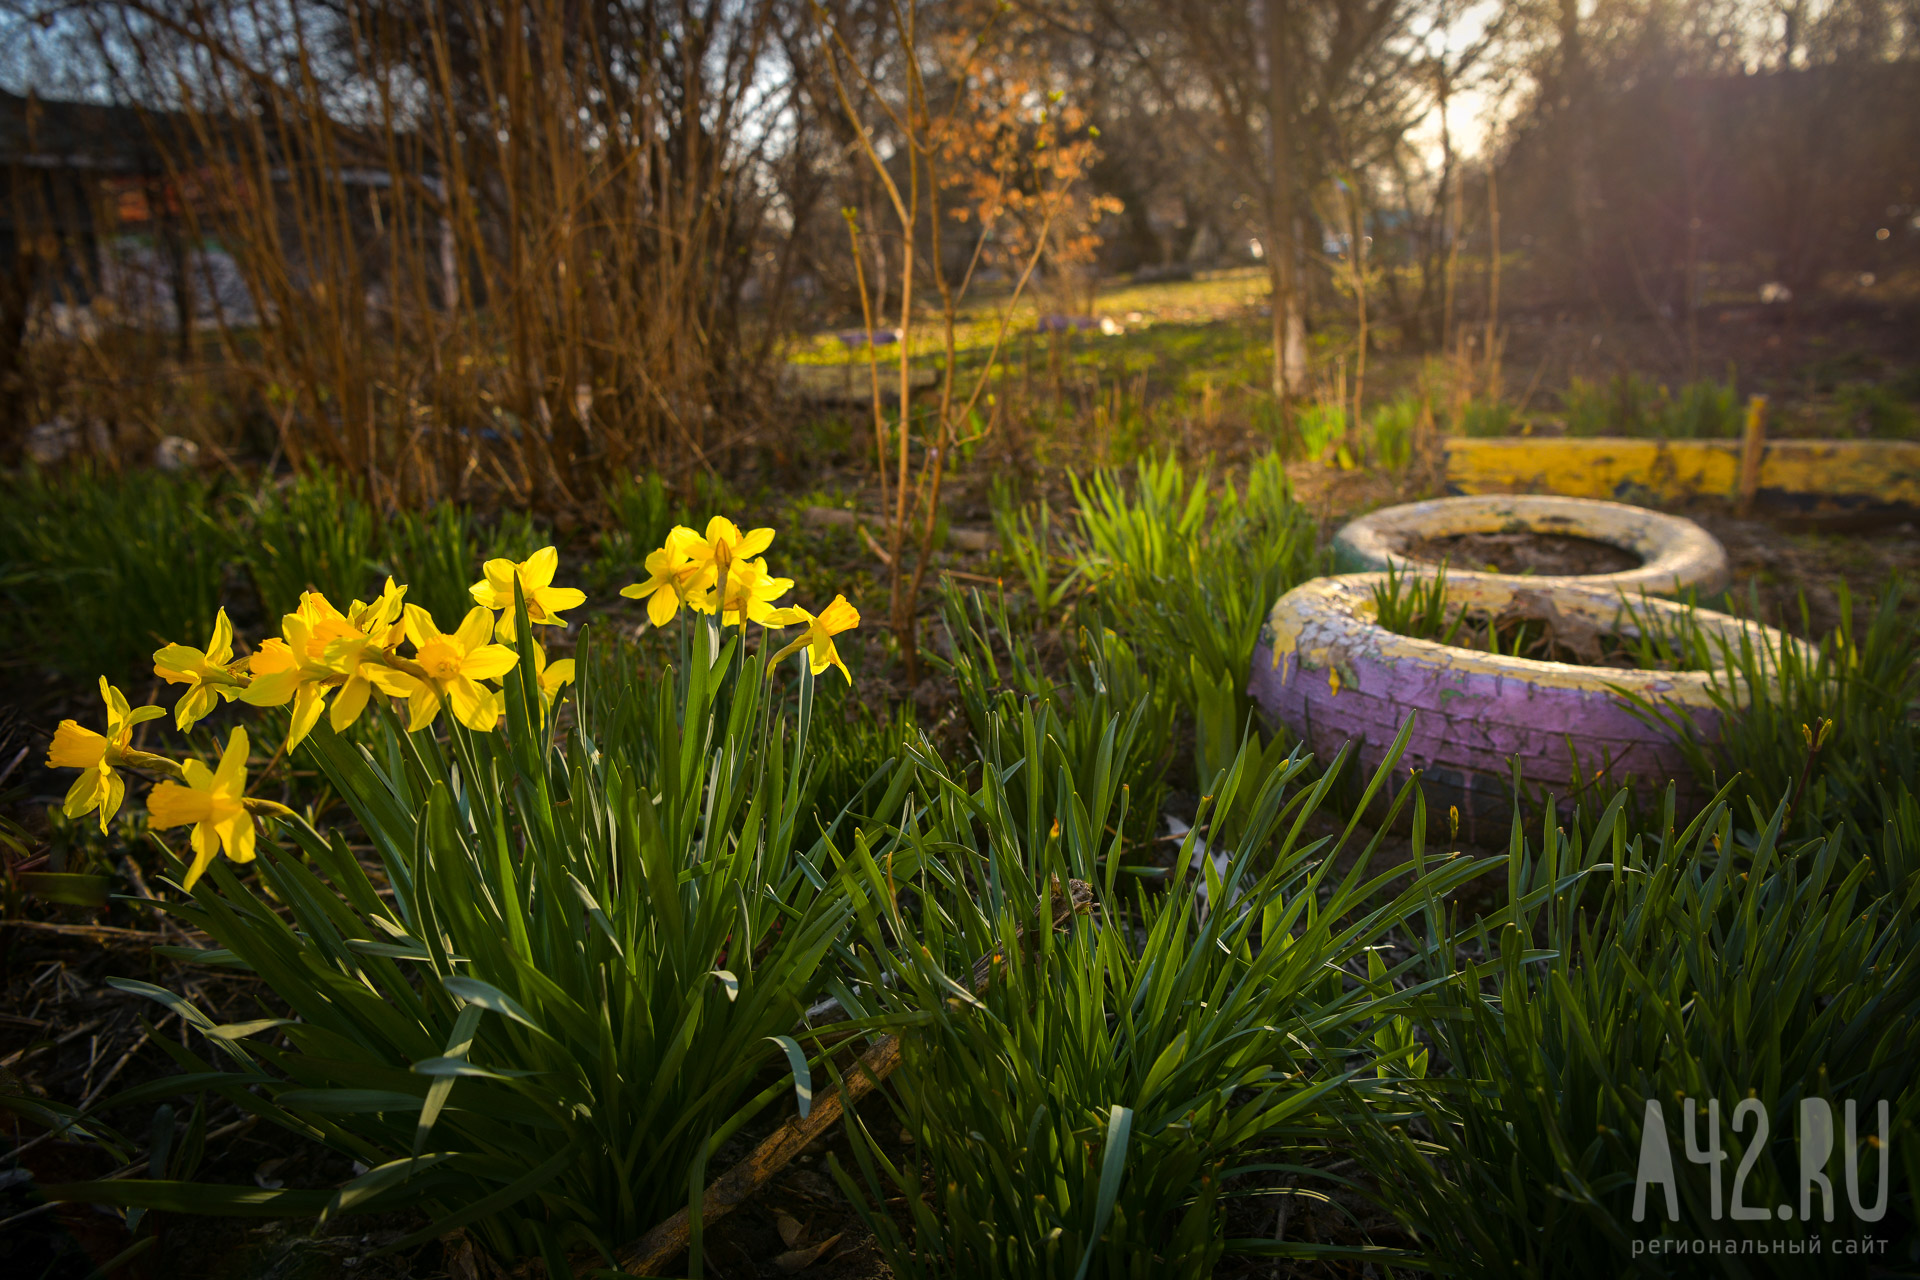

{"left": 45, "top": 678, "right": 170, "bottom": 832}
{"left": 324, "top": 578, "right": 410, "bottom": 732}
{"left": 345, "top": 577, "right": 409, "bottom": 648}
{"left": 370, "top": 605, "right": 519, "bottom": 733}
{"left": 529, "top": 642, "right": 576, "bottom": 709}
{"left": 242, "top": 597, "right": 348, "bottom": 748}
{"left": 768, "top": 595, "right": 861, "bottom": 683}
{"left": 701, "top": 556, "right": 792, "bottom": 626}
{"left": 147, "top": 726, "right": 257, "bottom": 890}
{"left": 153, "top": 609, "right": 246, "bottom": 731}
{"left": 470, "top": 547, "right": 586, "bottom": 639}
{"left": 678, "top": 517, "right": 774, "bottom": 578}
{"left": 619, "top": 530, "right": 716, "bottom": 627}
{"left": 242, "top": 582, "right": 412, "bottom": 747}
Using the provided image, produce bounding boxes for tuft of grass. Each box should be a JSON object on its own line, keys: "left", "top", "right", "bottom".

{"left": 1370, "top": 392, "right": 1421, "bottom": 470}
{"left": 1351, "top": 784, "right": 1920, "bottom": 1276}
{"left": 1455, "top": 396, "right": 1516, "bottom": 438}
{"left": 990, "top": 482, "right": 1082, "bottom": 619}
{"left": 0, "top": 464, "right": 235, "bottom": 683}
{"left": 832, "top": 720, "right": 1493, "bottom": 1279}
{"left": 1667, "top": 374, "right": 1742, "bottom": 438}
{"left": 1624, "top": 576, "right": 1919, "bottom": 876}
{"left": 241, "top": 468, "right": 380, "bottom": 613}
{"left": 1370, "top": 560, "right": 1463, "bottom": 644}
{"left": 1293, "top": 400, "right": 1348, "bottom": 460}
{"left": 1834, "top": 383, "right": 1919, "bottom": 439}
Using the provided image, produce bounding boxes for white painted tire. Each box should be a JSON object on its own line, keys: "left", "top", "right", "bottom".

{"left": 1330, "top": 495, "right": 1729, "bottom": 597}
{"left": 1248, "top": 573, "right": 1791, "bottom": 844}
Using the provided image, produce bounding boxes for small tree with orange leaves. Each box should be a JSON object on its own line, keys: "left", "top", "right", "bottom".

{"left": 813, "top": 0, "right": 1108, "bottom": 682}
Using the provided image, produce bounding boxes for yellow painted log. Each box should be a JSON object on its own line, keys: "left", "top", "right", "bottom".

{"left": 1442, "top": 436, "right": 1920, "bottom": 510}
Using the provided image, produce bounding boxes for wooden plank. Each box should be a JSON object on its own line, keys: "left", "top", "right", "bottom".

{"left": 1442, "top": 436, "right": 1920, "bottom": 511}
{"left": 1441, "top": 437, "right": 1740, "bottom": 502}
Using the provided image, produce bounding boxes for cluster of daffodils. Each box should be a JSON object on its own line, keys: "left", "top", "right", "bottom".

{"left": 621, "top": 517, "right": 860, "bottom": 683}
{"left": 43, "top": 518, "right": 858, "bottom": 891}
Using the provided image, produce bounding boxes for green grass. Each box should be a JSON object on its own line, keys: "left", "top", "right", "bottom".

{"left": 9, "top": 448, "right": 1916, "bottom": 1276}
{"left": 1351, "top": 784, "right": 1920, "bottom": 1277}
{"left": 0, "top": 464, "right": 236, "bottom": 684}
{"left": 1562, "top": 372, "right": 1743, "bottom": 439}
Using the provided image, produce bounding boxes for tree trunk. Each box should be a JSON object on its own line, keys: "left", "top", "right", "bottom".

{"left": 1266, "top": 0, "right": 1306, "bottom": 404}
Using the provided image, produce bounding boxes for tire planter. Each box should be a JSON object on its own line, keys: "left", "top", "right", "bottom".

{"left": 1330, "top": 494, "right": 1729, "bottom": 597}
{"left": 1248, "top": 573, "right": 1791, "bottom": 846}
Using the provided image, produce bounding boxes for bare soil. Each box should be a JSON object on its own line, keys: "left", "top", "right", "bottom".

{"left": 1402, "top": 531, "right": 1642, "bottom": 577}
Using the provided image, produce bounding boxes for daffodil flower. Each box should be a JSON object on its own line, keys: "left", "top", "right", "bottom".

{"left": 45, "top": 678, "right": 170, "bottom": 832}
{"left": 241, "top": 597, "right": 351, "bottom": 748}
{"left": 619, "top": 530, "right": 715, "bottom": 627}
{"left": 243, "top": 583, "right": 411, "bottom": 746}
{"left": 768, "top": 595, "right": 861, "bottom": 683}
{"left": 679, "top": 517, "right": 774, "bottom": 578}
{"left": 701, "top": 556, "right": 793, "bottom": 626}
{"left": 324, "top": 578, "right": 410, "bottom": 732}
{"left": 153, "top": 609, "right": 247, "bottom": 731}
{"left": 345, "top": 577, "right": 409, "bottom": 647}
{"left": 529, "top": 641, "right": 576, "bottom": 709}
{"left": 370, "top": 605, "right": 519, "bottom": 732}
{"left": 470, "top": 547, "right": 587, "bottom": 640}
{"left": 147, "top": 726, "right": 258, "bottom": 890}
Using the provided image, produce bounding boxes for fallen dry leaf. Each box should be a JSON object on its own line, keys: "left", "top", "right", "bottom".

{"left": 774, "top": 1232, "right": 842, "bottom": 1272}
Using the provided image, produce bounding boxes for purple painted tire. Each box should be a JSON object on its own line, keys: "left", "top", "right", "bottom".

{"left": 1331, "top": 494, "right": 1729, "bottom": 597}
{"left": 1248, "top": 574, "right": 1792, "bottom": 845}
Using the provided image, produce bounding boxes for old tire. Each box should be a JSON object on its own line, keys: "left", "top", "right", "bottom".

{"left": 1247, "top": 573, "right": 1789, "bottom": 845}
{"left": 1330, "top": 494, "right": 1729, "bottom": 597}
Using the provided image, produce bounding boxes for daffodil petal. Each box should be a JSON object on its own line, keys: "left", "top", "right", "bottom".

{"left": 239, "top": 668, "right": 301, "bottom": 707}
{"left": 213, "top": 727, "right": 250, "bottom": 796}
{"left": 454, "top": 605, "right": 495, "bottom": 653}
{"left": 98, "top": 769, "right": 126, "bottom": 832}
{"left": 404, "top": 603, "right": 442, "bottom": 650}
{"left": 461, "top": 644, "right": 519, "bottom": 682}
{"left": 330, "top": 674, "right": 373, "bottom": 731}
{"left": 449, "top": 678, "right": 499, "bottom": 731}
{"left": 208, "top": 609, "right": 235, "bottom": 664}
{"left": 152, "top": 644, "right": 207, "bottom": 683}
{"left": 365, "top": 665, "right": 421, "bottom": 698}
{"left": 523, "top": 546, "right": 559, "bottom": 590}
{"left": 62, "top": 767, "right": 105, "bottom": 820}
{"left": 175, "top": 685, "right": 216, "bottom": 732}
{"left": 286, "top": 684, "right": 327, "bottom": 751}
{"left": 215, "top": 811, "right": 257, "bottom": 864}
{"left": 406, "top": 687, "right": 442, "bottom": 734}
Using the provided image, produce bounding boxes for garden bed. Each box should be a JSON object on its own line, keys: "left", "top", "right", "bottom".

{"left": 1402, "top": 530, "right": 1641, "bottom": 578}
{"left": 3, "top": 453, "right": 1918, "bottom": 1278}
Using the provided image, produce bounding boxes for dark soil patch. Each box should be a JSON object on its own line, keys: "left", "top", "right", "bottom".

{"left": 1402, "top": 531, "right": 1642, "bottom": 577}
